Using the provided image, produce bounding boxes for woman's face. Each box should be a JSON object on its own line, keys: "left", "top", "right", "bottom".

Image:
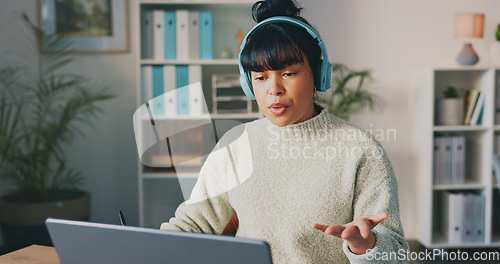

{"left": 251, "top": 58, "right": 317, "bottom": 127}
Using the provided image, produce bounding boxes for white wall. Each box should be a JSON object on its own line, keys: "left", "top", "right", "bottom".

{"left": 1, "top": 0, "right": 499, "bottom": 240}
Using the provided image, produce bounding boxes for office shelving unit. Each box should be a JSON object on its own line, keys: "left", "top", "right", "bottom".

{"left": 411, "top": 66, "right": 500, "bottom": 248}
{"left": 135, "top": 0, "right": 260, "bottom": 228}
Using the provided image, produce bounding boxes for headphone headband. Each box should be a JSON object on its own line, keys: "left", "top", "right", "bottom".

{"left": 238, "top": 16, "right": 332, "bottom": 100}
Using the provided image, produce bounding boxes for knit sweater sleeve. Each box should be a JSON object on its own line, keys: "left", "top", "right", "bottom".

{"left": 159, "top": 131, "right": 236, "bottom": 234}
{"left": 342, "top": 137, "right": 409, "bottom": 263}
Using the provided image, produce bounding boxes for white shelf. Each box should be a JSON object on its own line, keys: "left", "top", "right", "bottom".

{"left": 143, "top": 172, "right": 198, "bottom": 179}
{"left": 212, "top": 112, "right": 262, "bottom": 119}
{"left": 493, "top": 125, "right": 500, "bottom": 131}
{"left": 141, "top": 59, "right": 239, "bottom": 65}
{"left": 433, "top": 125, "right": 488, "bottom": 132}
{"left": 140, "top": 0, "right": 255, "bottom": 5}
{"left": 139, "top": 112, "right": 262, "bottom": 120}
{"left": 432, "top": 66, "right": 496, "bottom": 71}
{"left": 215, "top": 96, "right": 248, "bottom": 101}
{"left": 433, "top": 183, "right": 485, "bottom": 190}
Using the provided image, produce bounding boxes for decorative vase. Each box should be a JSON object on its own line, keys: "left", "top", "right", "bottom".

{"left": 435, "top": 98, "right": 464, "bottom": 126}
{"left": 457, "top": 43, "right": 479, "bottom": 66}
{"left": 490, "top": 42, "right": 500, "bottom": 66}
{"left": 0, "top": 190, "right": 90, "bottom": 252}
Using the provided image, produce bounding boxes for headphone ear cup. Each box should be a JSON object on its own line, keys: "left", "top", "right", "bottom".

{"left": 316, "top": 59, "right": 332, "bottom": 92}
{"left": 315, "top": 59, "right": 323, "bottom": 91}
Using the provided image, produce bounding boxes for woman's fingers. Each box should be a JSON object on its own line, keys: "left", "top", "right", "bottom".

{"left": 312, "top": 224, "right": 329, "bottom": 232}
{"left": 356, "top": 221, "right": 372, "bottom": 239}
{"left": 325, "top": 225, "right": 345, "bottom": 236}
{"left": 313, "top": 224, "right": 345, "bottom": 237}
{"left": 368, "top": 211, "right": 388, "bottom": 227}
{"left": 341, "top": 224, "right": 359, "bottom": 240}
{"left": 313, "top": 211, "right": 388, "bottom": 239}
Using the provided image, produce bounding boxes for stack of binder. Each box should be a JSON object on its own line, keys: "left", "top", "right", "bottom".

{"left": 141, "top": 9, "right": 214, "bottom": 60}
{"left": 433, "top": 135, "right": 465, "bottom": 185}
{"left": 441, "top": 191, "right": 485, "bottom": 244}
{"left": 141, "top": 65, "right": 206, "bottom": 117}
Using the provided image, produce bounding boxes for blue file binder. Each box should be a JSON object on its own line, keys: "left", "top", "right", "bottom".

{"left": 200, "top": 11, "right": 214, "bottom": 60}
{"left": 176, "top": 65, "right": 189, "bottom": 115}
{"left": 152, "top": 65, "right": 165, "bottom": 115}
{"left": 140, "top": 10, "right": 154, "bottom": 59}
{"left": 164, "top": 11, "right": 177, "bottom": 60}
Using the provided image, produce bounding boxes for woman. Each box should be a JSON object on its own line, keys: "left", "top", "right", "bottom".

{"left": 161, "top": 0, "right": 408, "bottom": 263}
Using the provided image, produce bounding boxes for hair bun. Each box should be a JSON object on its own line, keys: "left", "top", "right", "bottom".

{"left": 252, "top": 0, "right": 303, "bottom": 23}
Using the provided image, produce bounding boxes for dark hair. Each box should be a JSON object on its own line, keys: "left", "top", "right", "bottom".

{"left": 240, "top": 0, "right": 322, "bottom": 79}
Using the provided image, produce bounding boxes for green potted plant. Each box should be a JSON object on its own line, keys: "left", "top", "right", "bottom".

{"left": 0, "top": 14, "right": 114, "bottom": 251}
{"left": 435, "top": 86, "right": 464, "bottom": 126}
{"left": 490, "top": 24, "right": 500, "bottom": 65}
{"left": 318, "top": 63, "right": 379, "bottom": 121}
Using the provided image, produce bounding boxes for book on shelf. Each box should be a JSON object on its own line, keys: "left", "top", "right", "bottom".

{"left": 141, "top": 10, "right": 154, "bottom": 59}
{"left": 492, "top": 155, "right": 500, "bottom": 196}
{"left": 176, "top": 10, "right": 190, "bottom": 61}
{"left": 164, "top": 11, "right": 177, "bottom": 60}
{"left": 164, "top": 65, "right": 177, "bottom": 117}
{"left": 142, "top": 65, "right": 205, "bottom": 117}
{"left": 443, "top": 136, "right": 453, "bottom": 185}
{"left": 448, "top": 192, "right": 463, "bottom": 244}
{"left": 153, "top": 10, "right": 166, "bottom": 60}
{"left": 152, "top": 65, "right": 165, "bottom": 115}
{"left": 463, "top": 193, "right": 474, "bottom": 243}
{"left": 188, "top": 66, "right": 203, "bottom": 115}
{"left": 464, "top": 89, "right": 480, "bottom": 125}
{"left": 442, "top": 191, "right": 485, "bottom": 244}
{"left": 200, "top": 11, "right": 214, "bottom": 60}
{"left": 141, "top": 65, "right": 153, "bottom": 105}
{"left": 433, "top": 137, "right": 442, "bottom": 185}
{"left": 176, "top": 65, "right": 189, "bottom": 115}
{"left": 451, "top": 135, "right": 465, "bottom": 185}
{"left": 142, "top": 10, "right": 214, "bottom": 61}
{"left": 472, "top": 194, "right": 485, "bottom": 243}
{"left": 433, "top": 135, "right": 465, "bottom": 185}
{"left": 189, "top": 11, "right": 200, "bottom": 60}
{"left": 469, "top": 93, "right": 485, "bottom": 126}
{"left": 147, "top": 10, "right": 177, "bottom": 60}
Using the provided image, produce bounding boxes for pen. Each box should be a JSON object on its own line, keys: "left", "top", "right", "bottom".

{"left": 119, "top": 210, "right": 127, "bottom": 226}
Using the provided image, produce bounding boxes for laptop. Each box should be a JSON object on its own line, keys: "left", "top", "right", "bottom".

{"left": 46, "top": 218, "right": 273, "bottom": 264}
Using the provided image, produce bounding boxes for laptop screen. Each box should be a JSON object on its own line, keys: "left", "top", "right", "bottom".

{"left": 46, "top": 218, "right": 273, "bottom": 264}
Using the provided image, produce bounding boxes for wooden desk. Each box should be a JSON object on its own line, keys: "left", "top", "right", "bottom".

{"left": 0, "top": 245, "right": 60, "bottom": 264}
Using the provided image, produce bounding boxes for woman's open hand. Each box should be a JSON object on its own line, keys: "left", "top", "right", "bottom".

{"left": 312, "top": 211, "right": 388, "bottom": 255}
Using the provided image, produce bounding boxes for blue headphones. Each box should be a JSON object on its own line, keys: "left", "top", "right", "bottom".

{"left": 238, "top": 16, "right": 332, "bottom": 100}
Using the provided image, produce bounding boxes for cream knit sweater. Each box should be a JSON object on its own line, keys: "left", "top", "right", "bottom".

{"left": 160, "top": 105, "right": 409, "bottom": 263}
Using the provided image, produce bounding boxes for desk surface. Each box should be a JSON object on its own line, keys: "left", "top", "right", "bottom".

{"left": 0, "top": 245, "right": 60, "bottom": 264}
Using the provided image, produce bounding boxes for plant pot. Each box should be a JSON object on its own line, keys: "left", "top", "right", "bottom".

{"left": 490, "top": 42, "right": 500, "bottom": 66}
{"left": 435, "top": 98, "right": 464, "bottom": 126}
{"left": 0, "top": 190, "right": 90, "bottom": 252}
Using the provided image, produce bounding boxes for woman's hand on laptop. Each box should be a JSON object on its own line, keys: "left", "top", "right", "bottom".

{"left": 312, "top": 211, "right": 388, "bottom": 255}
